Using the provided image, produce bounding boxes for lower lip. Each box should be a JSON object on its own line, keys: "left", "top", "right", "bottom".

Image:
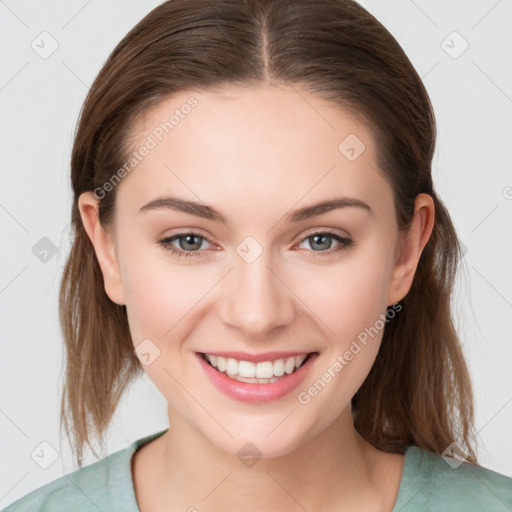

{"left": 196, "top": 352, "right": 319, "bottom": 404}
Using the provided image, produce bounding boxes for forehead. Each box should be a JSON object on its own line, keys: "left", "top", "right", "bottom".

{"left": 117, "top": 84, "right": 392, "bottom": 220}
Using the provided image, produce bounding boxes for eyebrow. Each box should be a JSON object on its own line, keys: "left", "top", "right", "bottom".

{"left": 139, "top": 195, "right": 372, "bottom": 224}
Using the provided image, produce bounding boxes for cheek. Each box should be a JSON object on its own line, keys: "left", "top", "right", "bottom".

{"left": 115, "top": 230, "right": 179, "bottom": 339}
{"left": 290, "top": 251, "right": 393, "bottom": 344}
{"left": 120, "top": 245, "right": 209, "bottom": 395}
{"left": 121, "top": 249, "right": 204, "bottom": 343}
{"left": 292, "top": 258, "right": 393, "bottom": 426}
{"left": 288, "top": 246, "right": 394, "bottom": 404}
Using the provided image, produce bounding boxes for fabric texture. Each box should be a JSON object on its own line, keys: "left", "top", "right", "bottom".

{"left": 3, "top": 429, "right": 512, "bottom": 511}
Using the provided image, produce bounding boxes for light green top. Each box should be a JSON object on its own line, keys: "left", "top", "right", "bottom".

{"left": 3, "top": 429, "right": 512, "bottom": 511}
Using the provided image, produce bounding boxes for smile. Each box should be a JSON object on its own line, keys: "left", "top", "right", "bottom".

{"left": 202, "top": 353, "right": 311, "bottom": 383}
{"left": 196, "top": 351, "right": 320, "bottom": 403}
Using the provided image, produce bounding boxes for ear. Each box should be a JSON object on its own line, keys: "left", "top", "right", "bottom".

{"left": 387, "top": 193, "right": 435, "bottom": 305}
{"left": 78, "top": 191, "right": 126, "bottom": 305}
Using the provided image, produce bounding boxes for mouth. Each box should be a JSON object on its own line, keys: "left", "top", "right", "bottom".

{"left": 200, "top": 351, "right": 318, "bottom": 384}
{"left": 196, "top": 349, "right": 320, "bottom": 403}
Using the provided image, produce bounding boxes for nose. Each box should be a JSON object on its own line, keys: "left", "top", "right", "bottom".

{"left": 218, "top": 249, "right": 296, "bottom": 340}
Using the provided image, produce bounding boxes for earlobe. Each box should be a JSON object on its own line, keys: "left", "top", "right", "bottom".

{"left": 78, "top": 192, "right": 126, "bottom": 305}
{"left": 387, "top": 193, "right": 435, "bottom": 305}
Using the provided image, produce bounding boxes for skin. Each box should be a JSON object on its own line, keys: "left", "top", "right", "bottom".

{"left": 79, "top": 83, "right": 435, "bottom": 512}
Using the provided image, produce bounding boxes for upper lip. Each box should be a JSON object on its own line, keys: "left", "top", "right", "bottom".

{"left": 199, "top": 350, "right": 317, "bottom": 363}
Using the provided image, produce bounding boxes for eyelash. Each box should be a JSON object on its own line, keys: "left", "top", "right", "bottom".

{"left": 157, "top": 230, "right": 354, "bottom": 259}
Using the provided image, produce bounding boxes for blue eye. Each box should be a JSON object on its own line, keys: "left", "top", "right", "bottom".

{"left": 157, "top": 230, "right": 354, "bottom": 259}
{"left": 158, "top": 233, "right": 212, "bottom": 258}
{"left": 297, "top": 230, "right": 354, "bottom": 259}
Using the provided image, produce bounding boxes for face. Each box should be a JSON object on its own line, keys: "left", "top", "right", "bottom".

{"left": 81, "top": 83, "right": 429, "bottom": 459}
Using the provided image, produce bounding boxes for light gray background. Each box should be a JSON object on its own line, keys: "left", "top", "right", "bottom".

{"left": 1, "top": 0, "right": 511, "bottom": 507}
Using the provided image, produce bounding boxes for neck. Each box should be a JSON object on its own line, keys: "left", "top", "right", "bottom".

{"left": 133, "top": 407, "right": 404, "bottom": 512}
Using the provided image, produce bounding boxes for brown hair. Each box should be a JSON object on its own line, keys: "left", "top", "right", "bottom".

{"left": 59, "top": 0, "right": 476, "bottom": 466}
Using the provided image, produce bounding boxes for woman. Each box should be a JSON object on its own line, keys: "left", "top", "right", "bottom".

{"left": 4, "top": 0, "right": 511, "bottom": 510}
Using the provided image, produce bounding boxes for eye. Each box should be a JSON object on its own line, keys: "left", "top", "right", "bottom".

{"left": 296, "top": 230, "right": 354, "bottom": 258}
{"left": 157, "top": 232, "right": 214, "bottom": 258}
{"left": 157, "top": 229, "right": 354, "bottom": 259}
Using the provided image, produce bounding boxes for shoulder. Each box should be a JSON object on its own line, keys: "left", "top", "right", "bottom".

{"left": 1, "top": 429, "right": 168, "bottom": 512}
{"left": 394, "top": 446, "right": 512, "bottom": 511}
{"left": 2, "top": 448, "right": 126, "bottom": 512}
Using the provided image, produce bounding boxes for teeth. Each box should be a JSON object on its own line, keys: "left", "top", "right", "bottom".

{"left": 238, "top": 360, "right": 256, "bottom": 378}
{"left": 229, "top": 374, "right": 280, "bottom": 384}
{"left": 284, "top": 357, "right": 295, "bottom": 374}
{"left": 226, "top": 358, "right": 238, "bottom": 375}
{"left": 204, "top": 353, "right": 309, "bottom": 379}
{"left": 217, "top": 356, "right": 227, "bottom": 372}
{"left": 256, "top": 361, "right": 273, "bottom": 379}
{"left": 273, "top": 358, "right": 285, "bottom": 376}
